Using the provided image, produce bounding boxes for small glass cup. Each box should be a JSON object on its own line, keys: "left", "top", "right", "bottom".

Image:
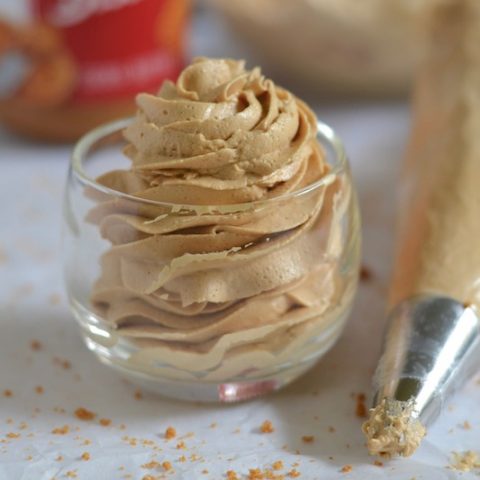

{"left": 63, "top": 118, "right": 361, "bottom": 402}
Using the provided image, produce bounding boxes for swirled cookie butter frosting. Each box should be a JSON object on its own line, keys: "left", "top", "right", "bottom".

{"left": 88, "top": 57, "right": 352, "bottom": 381}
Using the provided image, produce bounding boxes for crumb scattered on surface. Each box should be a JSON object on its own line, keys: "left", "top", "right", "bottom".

{"left": 165, "top": 426, "right": 176, "bottom": 439}
{"left": 141, "top": 460, "right": 160, "bottom": 469}
{"left": 226, "top": 471, "right": 239, "bottom": 480}
{"left": 260, "top": 420, "right": 274, "bottom": 433}
{"left": 355, "top": 393, "right": 368, "bottom": 418}
{"left": 74, "top": 408, "right": 96, "bottom": 421}
{"left": 53, "top": 357, "right": 71, "bottom": 369}
{"left": 35, "top": 386, "right": 44, "bottom": 395}
{"left": 374, "top": 460, "right": 383, "bottom": 467}
{"left": 272, "top": 461, "right": 284, "bottom": 470}
{"left": 247, "top": 468, "right": 263, "bottom": 479}
{"left": 341, "top": 465, "right": 352, "bottom": 473}
{"left": 3, "top": 390, "right": 12, "bottom": 398}
{"left": 461, "top": 420, "right": 472, "bottom": 430}
{"left": 176, "top": 440, "right": 186, "bottom": 449}
{"left": 51, "top": 425, "right": 69, "bottom": 435}
{"left": 6, "top": 432, "right": 20, "bottom": 439}
{"left": 134, "top": 389, "right": 143, "bottom": 400}
{"left": 288, "top": 469, "right": 301, "bottom": 478}
{"left": 81, "top": 452, "right": 90, "bottom": 461}
{"left": 99, "top": 418, "right": 111, "bottom": 427}
{"left": 328, "top": 426, "right": 336, "bottom": 433}
{"left": 360, "top": 265, "right": 373, "bottom": 282}
{"left": 301, "top": 435, "right": 314, "bottom": 443}
{"left": 450, "top": 451, "right": 480, "bottom": 472}
{"left": 162, "top": 461, "right": 172, "bottom": 471}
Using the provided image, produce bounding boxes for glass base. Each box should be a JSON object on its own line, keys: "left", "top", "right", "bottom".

{"left": 88, "top": 346, "right": 317, "bottom": 402}
{"left": 71, "top": 297, "right": 347, "bottom": 403}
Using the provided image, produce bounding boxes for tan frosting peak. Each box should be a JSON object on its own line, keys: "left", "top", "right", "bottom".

{"left": 120, "top": 56, "right": 321, "bottom": 194}
{"left": 88, "top": 57, "right": 353, "bottom": 382}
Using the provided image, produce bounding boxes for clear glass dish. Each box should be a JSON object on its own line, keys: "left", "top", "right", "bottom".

{"left": 63, "top": 118, "right": 361, "bottom": 402}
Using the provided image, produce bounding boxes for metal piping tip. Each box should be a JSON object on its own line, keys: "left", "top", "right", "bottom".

{"left": 363, "top": 295, "right": 480, "bottom": 457}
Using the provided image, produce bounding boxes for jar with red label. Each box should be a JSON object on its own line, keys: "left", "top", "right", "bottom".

{"left": 0, "top": 0, "right": 190, "bottom": 142}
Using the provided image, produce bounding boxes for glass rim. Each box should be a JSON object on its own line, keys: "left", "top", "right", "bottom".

{"left": 71, "top": 117, "right": 348, "bottom": 209}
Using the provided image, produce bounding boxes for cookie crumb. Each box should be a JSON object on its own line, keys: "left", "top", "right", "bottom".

{"left": 3, "top": 389, "right": 12, "bottom": 398}
{"left": 162, "top": 461, "right": 172, "bottom": 471}
{"left": 260, "top": 420, "right": 274, "bottom": 433}
{"left": 51, "top": 425, "right": 69, "bottom": 435}
{"left": 165, "top": 426, "right": 176, "bottom": 439}
{"left": 35, "top": 386, "right": 44, "bottom": 395}
{"left": 374, "top": 460, "right": 383, "bottom": 467}
{"left": 176, "top": 440, "right": 186, "bottom": 449}
{"left": 81, "top": 452, "right": 90, "bottom": 461}
{"left": 6, "top": 432, "right": 20, "bottom": 439}
{"left": 141, "top": 460, "right": 160, "bottom": 469}
{"left": 301, "top": 435, "right": 314, "bottom": 443}
{"left": 74, "top": 407, "right": 96, "bottom": 421}
{"left": 99, "top": 418, "right": 111, "bottom": 427}
{"left": 360, "top": 265, "right": 373, "bottom": 282}
{"left": 355, "top": 393, "right": 367, "bottom": 418}
{"left": 450, "top": 451, "right": 480, "bottom": 472}
{"left": 341, "top": 465, "right": 352, "bottom": 473}
{"left": 30, "top": 340, "right": 42, "bottom": 351}
{"left": 461, "top": 420, "right": 472, "bottom": 430}
{"left": 288, "top": 469, "right": 301, "bottom": 478}
{"left": 53, "top": 357, "right": 71, "bottom": 369}
{"left": 134, "top": 389, "right": 143, "bottom": 400}
{"left": 272, "top": 460, "right": 284, "bottom": 470}
{"left": 328, "top": 426, "right": 336, "bottom": 433}
{"left": 226, "top": 471, "right": 239, "bottom": 480}
{"left": 248, "top": 468, "right": 263, "bottom": 479}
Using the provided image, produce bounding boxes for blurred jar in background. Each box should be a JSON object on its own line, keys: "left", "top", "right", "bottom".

{"left": 0, "top": 0, "right": 189, "bottom": 142}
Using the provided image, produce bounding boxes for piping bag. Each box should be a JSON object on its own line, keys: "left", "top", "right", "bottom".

{"left": 362, "top": 0, "right": 480, "bottom": 458}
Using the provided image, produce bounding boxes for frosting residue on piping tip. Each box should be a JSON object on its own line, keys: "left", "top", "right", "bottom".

{"left": 362, "top": 398, "right": 426, "bottom": 458}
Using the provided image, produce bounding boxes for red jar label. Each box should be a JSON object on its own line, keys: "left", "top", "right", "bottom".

{"left": 30, "top": 0, "right": 187, "bottom": 103}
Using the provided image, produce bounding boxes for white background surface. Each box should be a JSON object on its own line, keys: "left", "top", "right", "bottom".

{"left": 0, "top": 5, "right": 479, "bottom": 480}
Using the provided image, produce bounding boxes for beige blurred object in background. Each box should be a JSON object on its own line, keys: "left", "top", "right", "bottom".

{"left": 210, "top": 0, "right": 433, "bottom": 97}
